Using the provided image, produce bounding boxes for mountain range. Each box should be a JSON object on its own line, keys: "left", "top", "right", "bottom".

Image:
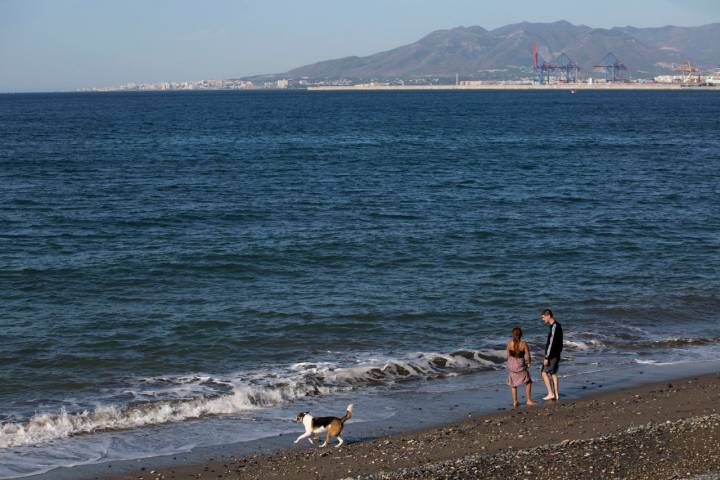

{"left": 271, "top": 21, "right": 720, "bottom": 81}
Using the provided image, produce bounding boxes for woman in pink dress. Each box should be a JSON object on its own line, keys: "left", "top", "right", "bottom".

{"left": 506, "top": 326, "right": 535, "bottom": 407}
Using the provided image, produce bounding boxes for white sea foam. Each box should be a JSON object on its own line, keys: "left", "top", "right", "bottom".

{"left": 0, "top": 383, "right": 285, "bottom": 449}
{"left": 633, "top": 359, "right": 690, "bottom": 366}
{"left": 634, "top": 359, "right": 657, "bottom": 365}
{"left": 0, "top": 348, "right": 504, "bottom": 449}
{"left": 564, "top": 339, "right": 606, "bottom": 351}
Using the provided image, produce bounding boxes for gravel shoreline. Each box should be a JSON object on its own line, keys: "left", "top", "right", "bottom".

{"left": 114, "top": 373, "right": 720, "bottom": 480}
{"left": 356, "top": 414, "right": 720, "bottom": 480}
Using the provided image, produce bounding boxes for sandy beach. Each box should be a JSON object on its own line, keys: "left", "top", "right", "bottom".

{"left": 105, "top": 372, "right": 720, "bottom": 480}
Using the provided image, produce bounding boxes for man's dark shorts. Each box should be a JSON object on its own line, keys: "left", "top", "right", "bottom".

{"left": 542, "top": 357, "right": 560, "bottom": 375}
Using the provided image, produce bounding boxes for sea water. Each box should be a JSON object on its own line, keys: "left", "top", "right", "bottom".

{"left": 1, "top": 90, "right": 719, "bottom": 478}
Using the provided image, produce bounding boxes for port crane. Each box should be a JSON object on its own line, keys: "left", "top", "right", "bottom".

{"left": 674, "top": 61, "right": 703, "bottom": 85}
{"left": 557, "top": 53, "right": 580, "bottom": 83}
{"left": 593, "top": 53, "right": 628, "bottom": 82}
{"left": 532, "top": 41, "right": 559, "bottom": 84}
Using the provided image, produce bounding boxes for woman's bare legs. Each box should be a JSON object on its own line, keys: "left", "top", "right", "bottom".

{"left": 511, "top": 386, "right": 519, "bottom": 407}
{"left": 525, "top": 382, "right": 535, "bottom": 406}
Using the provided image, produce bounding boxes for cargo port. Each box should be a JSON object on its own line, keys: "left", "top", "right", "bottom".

{"left": 309, "top": 43, "right": 718, "bottom": 92}
{"left": 91, "top": 41, "right": 720, "bottom": 93}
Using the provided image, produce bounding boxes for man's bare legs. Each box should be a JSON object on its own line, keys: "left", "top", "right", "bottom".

{"left": 542, "top": 371, "right": 556, "bottom": 400}
{"left": 552, "top": 374, "right": 560, "bottom": 400}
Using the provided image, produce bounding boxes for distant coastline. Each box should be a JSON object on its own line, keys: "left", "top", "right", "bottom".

{"left": 74, "top": 82, "right": 720, "bottom": 94}
{"left": 307, "top": 83, "right": 718, "bottom": 91}
{"left": 83, "top": 79, "right": 720, "bottom": 94}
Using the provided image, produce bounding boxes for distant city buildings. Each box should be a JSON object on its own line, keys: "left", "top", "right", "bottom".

{"left": 654, "top": 75, "right": 687, "bottom": 83}
{"left": 90, "top": 78, "right": 289, "bottom": 92}
{"left": 87, "top": 70, "right": 719, "bottom": 92}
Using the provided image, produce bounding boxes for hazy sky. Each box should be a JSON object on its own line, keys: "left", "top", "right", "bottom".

{"left": 1, "top": 0, "right": 719, "bottom": 92}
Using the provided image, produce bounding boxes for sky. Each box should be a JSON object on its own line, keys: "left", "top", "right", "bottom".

{"left": 1, "top": 0, "right": 719, "bottom": 92}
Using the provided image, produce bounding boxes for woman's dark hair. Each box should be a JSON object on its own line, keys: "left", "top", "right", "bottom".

{"left": 511, "top": 326, "right": 523, "bottom": 357}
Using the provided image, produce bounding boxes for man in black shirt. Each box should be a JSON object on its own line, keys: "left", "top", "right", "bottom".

{"left": 541, "top": 309, "right": 563, "bottom": 401}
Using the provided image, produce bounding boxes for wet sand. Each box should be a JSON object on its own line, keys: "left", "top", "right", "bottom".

{"left": 109, "top": 372, "right": 720, "bottom": 480}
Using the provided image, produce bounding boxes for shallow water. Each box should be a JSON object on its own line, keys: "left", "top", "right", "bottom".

{"left": 1, "top": 90, "right": 719, "bottom": 478}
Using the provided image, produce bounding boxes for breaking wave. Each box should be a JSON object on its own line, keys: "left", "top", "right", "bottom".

{"left": 0, "top": 349, "right": 504, "bottom": 449}
{"left": 622, "top": 337, "right": 720, "bottom": 350}
{"left": 4, "top": 333, "right": 718, "bottom": 450}
{"left": 564, "top": 334, "right": 720, "bottom": 353}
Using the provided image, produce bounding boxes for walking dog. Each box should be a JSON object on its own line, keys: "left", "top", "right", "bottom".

{"left": 294, "top": 404, "right": 353, "bottom": 447}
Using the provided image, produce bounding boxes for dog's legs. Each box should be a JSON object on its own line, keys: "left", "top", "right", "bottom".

{"left": 294, "top": 431, "right": 312, "bottom": 444}
{"left": 320, "top": 431, "right": 332, "bottom": 448}
{"left": 335, "top": 436, "right": 344, "bottom": 448}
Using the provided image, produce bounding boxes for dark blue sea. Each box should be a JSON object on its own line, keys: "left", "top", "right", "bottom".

{"left": 1, "top": 90, "right": 719, "bottom": 477}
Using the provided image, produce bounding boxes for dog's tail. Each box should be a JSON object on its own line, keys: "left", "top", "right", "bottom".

{"left": 341, "top": 404, "right": 353, "bottom": 423}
